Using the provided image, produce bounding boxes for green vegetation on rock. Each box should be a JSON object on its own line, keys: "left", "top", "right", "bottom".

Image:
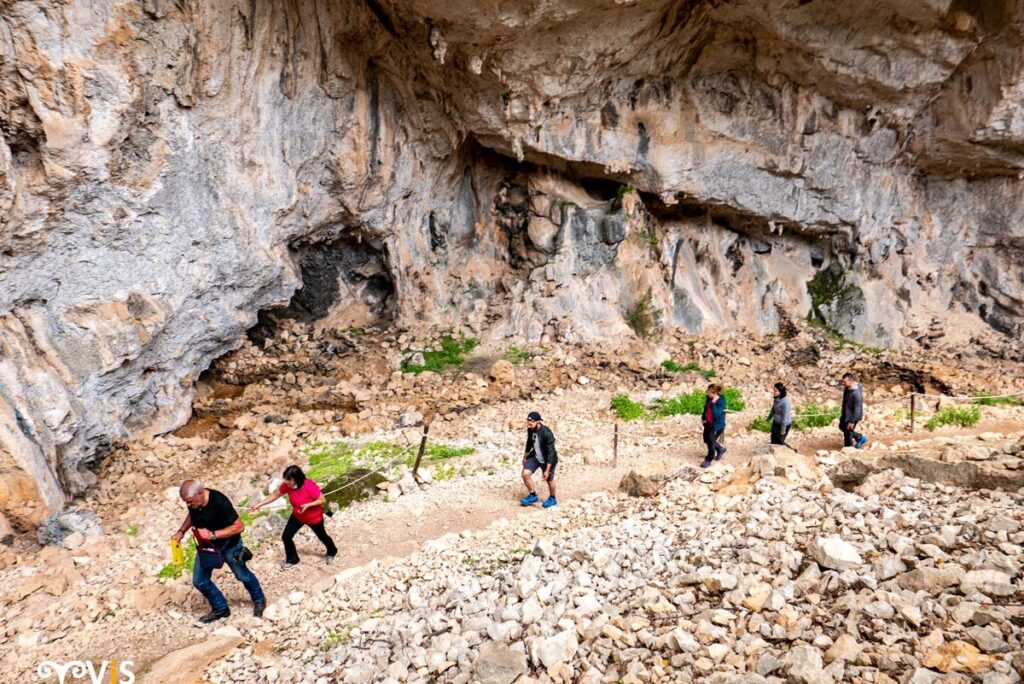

{"left": 610, "top": 394, "right": 647, "bottom": 421}
{"left": 625, "top": 288, "right": 659, "bottom": 339}
{"left": 303, "top": 439, "right": 475, "bottom": 508}
{"left": 401, "top": 336, "right": 479, "bottom": 374}
{"left": 972, "top": 393, "right": 1023, "bottom": 406}
{"left": 925, "top": 405, "right": 981, "bottom": 431}
{"left": 504, "top": 345, "right": 532, "bottom": 366}
{"left": 611, "top": 388, "right": 745, "bottom": 421}
{"left": 661, "top": 359, "right": 716, "bottom": 378}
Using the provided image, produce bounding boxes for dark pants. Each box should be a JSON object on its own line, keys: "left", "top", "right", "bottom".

{"left": 770, "top": 422, "right": 790, "bottom": 445}
{"left": 702, "top": 424, "right": 725, "bottom": 461}
{"left": 842, "top": 421, "right": 864, "bottom": 447}
{"left": 191, "top": 538, "right": 264, "bottom": 612}
{"left": 282, "top": 515, "right": 338, "bottom": 564}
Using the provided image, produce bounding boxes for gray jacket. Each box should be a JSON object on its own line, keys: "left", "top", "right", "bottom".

{"left": 841, "top": 384, "right": 864, "bottom": 423}
{"left": 768, "top": 396, "right": 793, "bottom": 426}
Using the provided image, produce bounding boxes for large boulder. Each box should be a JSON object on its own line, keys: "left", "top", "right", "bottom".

{"left": 474, "top": 642, "right": 527, "bottom": 684}
{"left": 620, "top": 462, "right": 698, "bottom": 497}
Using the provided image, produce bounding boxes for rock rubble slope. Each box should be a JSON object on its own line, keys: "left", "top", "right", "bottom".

{"left": 205, "top": 446, "right": 1024, "bottom": 683}
{"left": 4, "top": 0, "right": 1024, "bottom": 525}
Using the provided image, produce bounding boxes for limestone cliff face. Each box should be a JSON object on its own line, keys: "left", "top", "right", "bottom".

{"left": 1, "top": 0, "right": 1023, "bottom": 524}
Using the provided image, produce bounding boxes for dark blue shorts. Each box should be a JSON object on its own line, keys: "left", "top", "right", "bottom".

{"left": 523, "top": 457, "right": 556, "bottom": 481}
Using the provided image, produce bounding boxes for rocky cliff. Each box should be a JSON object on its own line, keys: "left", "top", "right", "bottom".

{"left": 1, "top": 0, "right": 1023, "bottom": 526}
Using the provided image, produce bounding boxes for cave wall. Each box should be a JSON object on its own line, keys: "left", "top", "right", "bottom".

{"left": 1, "top": 0, "right": 1024, "bottom": 523}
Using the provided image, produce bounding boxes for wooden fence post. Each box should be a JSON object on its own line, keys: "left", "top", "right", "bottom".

{"left": 613, "top": 422, "right": 619, "bottom": 468}
{"left": 412, "top": 423, "right": 430, "bottom": 482}
{"left": 909, "top": 394, "right": 915, "bottom": 433}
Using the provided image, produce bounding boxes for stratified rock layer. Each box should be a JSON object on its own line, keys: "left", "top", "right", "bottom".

{"left": 2, "top": 0, "right": 1024, "bottom": 519}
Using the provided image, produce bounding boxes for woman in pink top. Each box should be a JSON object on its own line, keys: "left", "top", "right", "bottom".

{"left": 248, "top": 465, "right": 338, "bottom": 568}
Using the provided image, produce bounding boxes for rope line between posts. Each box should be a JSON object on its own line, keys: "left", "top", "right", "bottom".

{"left": 318, "top": 445, "right": 419, "bottom": 499}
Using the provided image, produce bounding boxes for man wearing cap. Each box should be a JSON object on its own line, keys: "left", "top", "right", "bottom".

{"left": 521, "top": 411, "right": 558, "bottom": 508}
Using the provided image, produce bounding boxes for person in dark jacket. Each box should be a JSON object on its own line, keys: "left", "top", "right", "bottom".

{"left": 700, "top": 384, "right": 727, "bottom": 468}
{"left": 840, "top": 372, "right": 868, "bottom": 449}
{"left": 768, "top": 382, "right": 794, "bottom": 447}
{"left": 521, "top": 411, "right": 558, "bottom": 508}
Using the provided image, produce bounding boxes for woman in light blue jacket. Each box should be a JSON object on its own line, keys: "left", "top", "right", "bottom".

{"left": 768, "top": 382, "right": 793, "bottom": 447}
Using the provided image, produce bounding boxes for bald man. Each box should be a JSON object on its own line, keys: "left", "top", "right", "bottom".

{"left": 171, "top": 479, "right": 265, "bottom": 623}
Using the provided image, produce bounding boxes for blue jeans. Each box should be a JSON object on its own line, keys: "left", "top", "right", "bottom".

{"left": 191, "top": 538, "right": 264, "bottom": 611}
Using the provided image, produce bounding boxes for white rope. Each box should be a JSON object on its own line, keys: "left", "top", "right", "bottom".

{"left": 318, "top": 445, "right": 419, "bottom": 498}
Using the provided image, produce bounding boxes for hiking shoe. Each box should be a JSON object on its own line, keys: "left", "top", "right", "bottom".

{"left": 198, "top": 608, "right": 230, "bottom": 624}
{"left": 252, "top": 600, "right": 265, "bottom": 618}
{"left": 700, "top": 459, "right": 712, "bottom": 469}
{"left": 520, "top": 493, "right": 539, "bottom": 506}
{"left": 326, "top": 554, "right": 337, "bottom": 565}
{"left": 715, "top": 447, "right": 727, "bottom": 461}
{"left": 542, "top": 496, "right": 557, "bottom": 509}
{"left": 855, "top": 436, "right": 868, "bottom": 449}
{"left": 282, "top": 561, "right": 300, "bottom": 570}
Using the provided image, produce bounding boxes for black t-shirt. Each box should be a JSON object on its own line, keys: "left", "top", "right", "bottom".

{"left": 187, "top": 489, "right": 240, "bottom": 549}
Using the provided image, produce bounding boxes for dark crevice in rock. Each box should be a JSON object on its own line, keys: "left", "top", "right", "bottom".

{"left": 247, "top": 233, "right": 395, "bottom": 346}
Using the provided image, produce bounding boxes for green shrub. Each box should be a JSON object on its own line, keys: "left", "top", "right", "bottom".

{"left": 792, "top": 403, "right": 841, "bottom": 431}
{"left": 401, "top": 336, "right": 479, "bottom": 374}
{"left": 124, "top": 523, "right": 139, "bottom": 537}
{"left": 972, "top": 394, "right": 1023, "bottom": 406}
{"left": 661, "top": 360, "right": 716, "bottom": 378}
{"left": 748, "top": 415, "right": 772, "bottom": 432}
{"left": 610, "top": 394, "right": 647, "bottom": 421}
{"left": 652, "top": 387, "right": 745, "bottom": 418}
{"left": 504, "top": 345, "right": 532, "bottom": 366}
{"left": 625, "top": 288, "right": 659, "bottom": 339}
{"left": 925, "top": 405, "right": 981, "bottom": 431}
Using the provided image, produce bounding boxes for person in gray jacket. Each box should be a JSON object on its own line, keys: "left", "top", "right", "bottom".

{"left": 840, "top": 372, "right": 868, "bottom": 449}
{"left": 767, "top": 382, "right": 793, "bottom": 447}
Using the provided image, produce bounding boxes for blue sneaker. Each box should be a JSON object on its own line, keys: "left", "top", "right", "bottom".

{"left": 520, "top": 493, "right": 539, "bottom": 506}
{"left": 700, "top": 459, "right": 712, "bottom": 469}
{"left": 855, "top": 436, "right": 868, "bottom": 449}
{"left": 542, "top": 496, "right": 557, "bottom": 508}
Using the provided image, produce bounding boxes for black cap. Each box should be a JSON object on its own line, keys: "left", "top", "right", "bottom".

{"left": 527, "top": 411, "right": 542, "bottom": 421}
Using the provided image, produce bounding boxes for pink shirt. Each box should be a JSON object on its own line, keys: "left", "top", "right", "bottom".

{"left": 279, "top": 479, "right": 325, "bottom": 525}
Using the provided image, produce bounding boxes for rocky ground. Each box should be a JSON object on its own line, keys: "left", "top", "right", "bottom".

{"left": 1, "top": 320, "right": 1023, "bottom": 682}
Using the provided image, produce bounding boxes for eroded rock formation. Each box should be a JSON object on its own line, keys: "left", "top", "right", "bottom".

{"left": 2, "top": 0, "right": 1023, "bottom": 523}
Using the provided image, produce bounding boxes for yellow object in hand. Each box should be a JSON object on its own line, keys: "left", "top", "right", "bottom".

{"left": 170, "top": 538, "right": 184, "bottom": 566}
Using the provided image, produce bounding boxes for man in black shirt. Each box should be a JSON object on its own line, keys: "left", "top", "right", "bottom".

{"left": 171, "top": 479, "right": 266, "bottom": 623}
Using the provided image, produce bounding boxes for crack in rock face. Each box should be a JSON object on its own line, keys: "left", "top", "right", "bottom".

{"left": 2, "top": 0, "right": 1024, "bottom": 521}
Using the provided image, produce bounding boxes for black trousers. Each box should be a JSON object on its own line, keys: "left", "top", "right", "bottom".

{"left": 702, "top": 424, "right": 725, "bottom": 461}
{"left": 770, "top": 422, "right": 790, "bottom": 445}
{"left": 841, "top": 421, "right": 864, "bottom": 447}
{"left": 282, "top": 515, "right": 338, "bottom": 564}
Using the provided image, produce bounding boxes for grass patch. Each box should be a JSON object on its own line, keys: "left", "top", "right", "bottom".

{"left": 156, "top": 538, "right": 196, "bottom": 580}
{"left": 401, "top": 336, "right": 479, "bottom": 374}
{"left": 652, "top": 387, "right": 745, "bottom": 418}
{"left": 303, "top": 439, "right": 475, "bottom": 507}
{"left": 625, "top": 288, "right": 660, "bottom": 339}
{"left": 611, "top": 394, "right": 647, "bottom": 421}
{"left": 661, "top": 360, "right": 716, "bottom": 378}
{"left": 972, "top": 393, "right": 1024, "bottom": 406}
{"left": 925, "top": 405, "right": 981, "bottom": 431}
{"left": 613, "top": 388, "right": 745, "bottom": 421}
{"left": 750, "top": 402, "right": 841, "bottom": 432}
{"left": 792, "top": 402, "right": 841, "bottom": 430}
{"left": 504, "top": 345, "right": 532, "bottom": 366}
